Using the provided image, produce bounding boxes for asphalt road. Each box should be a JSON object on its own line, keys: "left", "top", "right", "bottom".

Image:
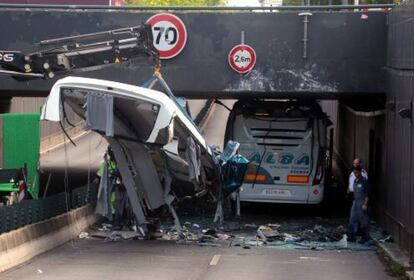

{"left": 1, "top": 239, "right": 392, "bottom": 280}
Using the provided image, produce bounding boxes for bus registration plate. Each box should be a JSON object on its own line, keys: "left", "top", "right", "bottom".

{"left": 264, "top": 189, "right": 291, "bottom": 197}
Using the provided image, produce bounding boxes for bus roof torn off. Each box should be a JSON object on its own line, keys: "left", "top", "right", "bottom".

{"left": 40, "top": 76, "right": 248, "bottom": 237}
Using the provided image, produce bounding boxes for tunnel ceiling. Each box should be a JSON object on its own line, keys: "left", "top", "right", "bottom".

{"left": 0, "top": 9, "right": 388, "bottom": 98}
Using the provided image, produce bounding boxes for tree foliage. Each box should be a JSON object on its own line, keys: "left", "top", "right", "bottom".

{"left": 282, "top": 0, "right": 393, "bottom": 4}
{"left": 125, "top": 0, "right": 224, "bottom": 6}
{"left": 283, "top": 0, "right": 341, "bottom": 5}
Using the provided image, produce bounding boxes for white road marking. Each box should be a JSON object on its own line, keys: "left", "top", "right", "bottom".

{"left": 300, "top": 256, "right": 331, "bottom": 262}
{"left": 209, "top": 254, "right": 221, "bottom": 266}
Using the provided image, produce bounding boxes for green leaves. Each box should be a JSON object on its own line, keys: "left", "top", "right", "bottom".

{"left": 124, "top": 0, "right": 223, "bottom": 6}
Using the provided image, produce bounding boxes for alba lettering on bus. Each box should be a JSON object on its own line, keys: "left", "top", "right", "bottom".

{"left": 248, "top": 153, "right": 310, "bottom": 165}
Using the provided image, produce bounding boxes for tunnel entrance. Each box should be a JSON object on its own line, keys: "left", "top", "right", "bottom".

{"left": 0, "top": 4, "right": 397, "bottom": 256}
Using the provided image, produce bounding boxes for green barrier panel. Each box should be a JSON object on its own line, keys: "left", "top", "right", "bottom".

{"left": 1, "top": 113, "right": 40, "bottom": 199}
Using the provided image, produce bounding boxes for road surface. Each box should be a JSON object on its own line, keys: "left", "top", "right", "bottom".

{"left": 1, "top": 239, "right": 392, "bottom": 280}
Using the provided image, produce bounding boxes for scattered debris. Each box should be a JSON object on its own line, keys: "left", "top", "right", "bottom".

{"left": 152, "top": 215, "right": 383, "bottom": 251}
{"left": 97, "top": 224, "right": 112, "bottom": 232}
{"left": 338, "top": 234, "right": 348, "bottom": 248}
{"left": 283, "top": 233, "right": 299, "bottom": 243}
{"left": 87, "top": 210, "right": 385, "bottom": 252}
{"left": 102, "top": 223, "right": 112, "bottom": 229}
{"left": 244, "top": 223, "right": 258, "bottom": 229}
{"left": 78, "top": 232, "right": 89, "bottom": 239}
{"left": 216, "top": 233, "right": 232, "bottom": 240}
{"left": 257, "top": 226, "right": 270, "bottom": 243}
{"left": 267, "top": 223, "right": 281, "bottom": 229}
{"left": 90, "top": 227, "right": 141, "bottom": 241}
{"left": 379, "top": 235, "right": 394, "bottom": 243}
{"left": 203, "top": 228, "right": 217, "bottom": 237}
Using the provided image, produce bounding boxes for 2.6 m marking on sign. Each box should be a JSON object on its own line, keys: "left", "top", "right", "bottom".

{"left": 228, "top": 44, "right": 256, "bottom": 74}
{"left": 234, "top": 54, "right": 250, "bottom": 63}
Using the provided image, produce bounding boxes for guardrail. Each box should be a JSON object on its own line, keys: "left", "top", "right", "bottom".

{"left": 0, "top": 4, "right": 395, "bottom": 11}
{"left": 0, "top": 184, "right": 98, "bottom": 234}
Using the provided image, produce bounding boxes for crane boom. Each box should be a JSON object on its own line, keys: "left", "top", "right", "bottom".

{"left": 0, "top": 24, "right": 160, "bottom": 80}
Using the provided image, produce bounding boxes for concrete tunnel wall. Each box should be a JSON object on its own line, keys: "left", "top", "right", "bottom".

{"left": 382, "top": 0, "right": 414, "bottom": 260}
{"left": 333, "top": 101, "right": 385, "bottom": 218}
{"left": 383, "top": 71, "right": 414, "bottom": 259}
{"left": 330, "top": 0, "right": 414, "bottom": 262}
{"left": 0, "top": 8, "right": 388, "bottom": 98}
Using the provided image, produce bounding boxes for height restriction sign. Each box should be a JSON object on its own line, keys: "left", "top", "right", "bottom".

{"left": 228, "top": 44, "right": 256, "bottom": 74}
{"left": 146, "top": 13, "right": 187, "bottom": 59}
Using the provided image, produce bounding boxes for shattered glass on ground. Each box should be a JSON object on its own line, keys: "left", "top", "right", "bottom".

{"left": 156, "top": 213, "right": 382, "bottom": 251}
{"left": 87, "top": 202, "right": 390, "bottom": 252}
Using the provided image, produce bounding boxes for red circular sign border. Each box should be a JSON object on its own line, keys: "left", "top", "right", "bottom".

{"left": 228, "top": 44, "right": 257, "bottom": 74}
{"left": 146, "top": 13, "right": 187, "bottom": 59}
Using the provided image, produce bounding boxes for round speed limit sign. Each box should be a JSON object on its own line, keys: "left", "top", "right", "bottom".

{"left": 228, "top": 44, "right": 256, "bottom": 74}
{"left": 146, "top": 13, "right": 187, "bottom": 59}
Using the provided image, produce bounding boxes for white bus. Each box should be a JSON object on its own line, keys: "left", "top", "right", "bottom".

{"left": 225, "top": 100, "right": 331, "bottom": 204}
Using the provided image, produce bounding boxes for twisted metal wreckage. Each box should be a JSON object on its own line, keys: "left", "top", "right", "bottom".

{"left": 0, "top": 24, "right": 249, "bottom": 236}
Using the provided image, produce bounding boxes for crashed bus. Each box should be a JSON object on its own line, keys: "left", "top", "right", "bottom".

{"left": 226, "top": 100, "right": 331, "bottom": 205}
{"left": 40, "top": 76, "right": 248, "bottom": 235}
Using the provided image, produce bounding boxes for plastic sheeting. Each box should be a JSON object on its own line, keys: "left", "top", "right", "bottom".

{"left": 85, "top": 92, "right": 114, "bottom": 137}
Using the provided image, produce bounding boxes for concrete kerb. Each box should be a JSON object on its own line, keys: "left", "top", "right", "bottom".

{"left": 40, "top": 121, "right": 87, "bottom": 154}
{"left": 0, "top": 204, "right": 96, "bottom": 273}
{"left": 376, "top": 241, "right": 414, "bottom": 278}
{"left": 377, "top": 242, "right": 411, "bottom": 268}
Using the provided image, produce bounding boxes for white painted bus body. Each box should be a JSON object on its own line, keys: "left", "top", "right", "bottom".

{"left": 226, "top": 100, "right": 329, "bottom": 204}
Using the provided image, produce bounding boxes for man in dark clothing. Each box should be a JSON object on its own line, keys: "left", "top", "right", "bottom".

{"left": 348, "top": 165, "right": 370, "bottom": 243}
